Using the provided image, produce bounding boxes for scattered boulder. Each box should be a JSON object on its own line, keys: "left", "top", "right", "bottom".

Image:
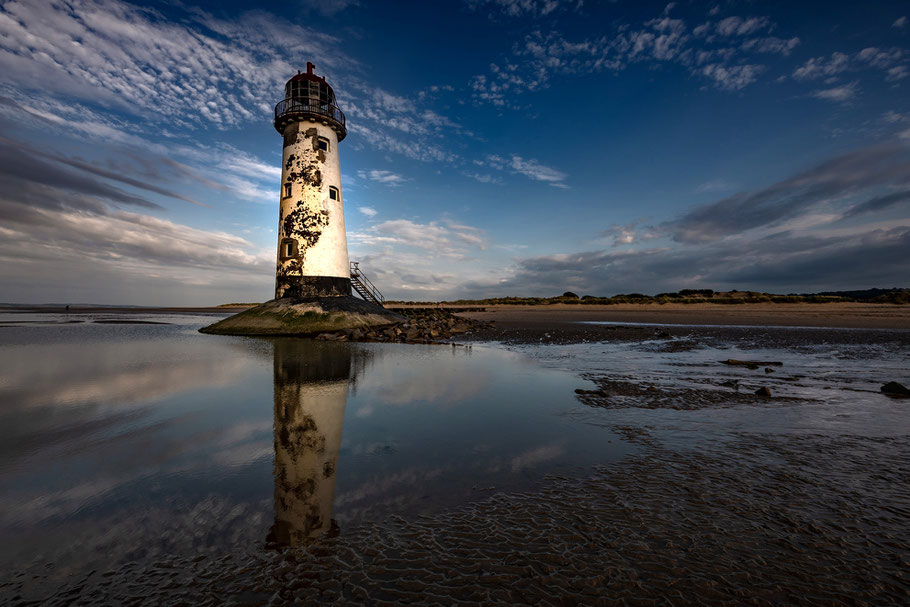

{"left": 755, "top": 387, "right": 772, "bottom": 398}
{"left": 306, "top": 308, "right": 492, "bottom": 345}
{"left": 723, "top": 359, "right": 783, "bottom": 369}
{"left": 880, "top": 382, "right": 910, "bottom": 398}
{"left": 575, "top": 388, "right": 608, "bottom": 396}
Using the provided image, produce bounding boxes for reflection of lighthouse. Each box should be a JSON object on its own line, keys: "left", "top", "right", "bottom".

{"left": 268, "top": 340, "right": 354, "bottom": 546}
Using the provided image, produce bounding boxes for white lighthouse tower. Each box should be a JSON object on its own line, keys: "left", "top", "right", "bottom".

{"left": 273, "top": 63, "right": 351, "bottom": 299}
{"left": 201, "top": 64, "right": 403, "bottom": 335}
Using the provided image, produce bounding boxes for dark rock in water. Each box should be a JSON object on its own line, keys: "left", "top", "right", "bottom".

{"left": 764, "top": 367, "right": 775, "bottom": 373}
{"left": 880, "top": 382, "right": 910, "bottom": 397}
{"left": 575, "top": 388, "right": 608, "bottom": 396}
{"left": 723, "top": 359, "right": 783, "bottom": 369}
{"left": 755, "top": 387, "right": 772, "bottom": 398}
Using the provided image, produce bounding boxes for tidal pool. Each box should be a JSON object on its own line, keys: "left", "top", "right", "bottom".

{"left": 0, "top": 312, "right": 631, "bottom": 581}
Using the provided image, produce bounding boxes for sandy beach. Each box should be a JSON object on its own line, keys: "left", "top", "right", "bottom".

{"left": 442, "top": 301, "right": 910, "bottom": 330}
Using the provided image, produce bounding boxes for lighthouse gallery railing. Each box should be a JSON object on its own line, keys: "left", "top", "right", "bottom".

{"left": 274, "top": 98, "right": 346, "bottom": 128}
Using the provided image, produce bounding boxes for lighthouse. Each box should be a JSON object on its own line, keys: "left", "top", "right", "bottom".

{"left": 200, "top": 64, "right": 404, "bottom": 336}
{"left": 273, "top": 63, "right": 350, "bottom": 299}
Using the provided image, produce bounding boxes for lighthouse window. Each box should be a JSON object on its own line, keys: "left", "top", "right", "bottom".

{"left": 283, "top": 183, "right": 292, "bottom": 198}
{"left": 317, "top": 137, "right": 329, "bottom": 152}
{"left": 281, "top": 238, "right": 298, "bottom": 259}
{"left": 329, "top": 186, "right": 339, "bottom": 201}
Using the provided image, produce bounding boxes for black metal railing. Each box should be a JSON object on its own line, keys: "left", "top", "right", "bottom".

{"left": 274, "top": 98, "right": 346, "bottom": 130}
{"left": 350, "top": 261, "right": 384, "bottom": 306}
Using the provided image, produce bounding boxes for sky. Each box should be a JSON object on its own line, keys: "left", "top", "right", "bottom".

{"left": 0, "top": 0, "right": 909, "bottom": 305}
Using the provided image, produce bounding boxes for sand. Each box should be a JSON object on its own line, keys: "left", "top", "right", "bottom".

{"left": 441, "top": 302, "right": 910, "bottom": 330}
{"left": 4, "top": 311, "right": 909, "bottom": 604}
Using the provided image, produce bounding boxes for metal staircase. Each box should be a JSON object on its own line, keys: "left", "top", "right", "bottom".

{"left": 350, "top": 261, "right": 384, "bottom": 307}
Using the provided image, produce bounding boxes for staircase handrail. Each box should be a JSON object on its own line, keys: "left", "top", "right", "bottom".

{"left": 350, "top": 261, "right": 384, "bottom": 304}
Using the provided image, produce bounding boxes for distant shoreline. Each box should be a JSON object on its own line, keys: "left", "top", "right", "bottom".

{"left": 0, "top": 305, "right": 242, "bottom": 315}
{"left": 3, "top": 301, "right": 909, "bottom": 330}
{"left": 446, "top": 302, "right": 910, "bottom": 330}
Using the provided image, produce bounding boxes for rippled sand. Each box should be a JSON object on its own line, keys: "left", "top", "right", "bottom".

{"left": 4, "top": 323, "right": 909, "bottom": 605}
{"left": 7, "top": 430, "right": 907, "bottom": 606}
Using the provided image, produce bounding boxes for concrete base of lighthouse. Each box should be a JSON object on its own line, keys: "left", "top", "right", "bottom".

{"left": 199, "top": 292, "right": 404, "bottom": 336}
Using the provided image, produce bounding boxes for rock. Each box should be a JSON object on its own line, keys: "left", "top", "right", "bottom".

{"left": 755, "top": 387, "right": 772, "bottom": 398}
{"left": 880, "top": 381, "right": 910, "bottom": 397}
{"left": 199, "top": 295, "right": 405, "bottom": 336}
{"left": 574, "top": 388, "right": 608, "bottom": 396}
{"left": 764, "top": 367, "right": 775, "bottom": 373}
{"left": 723, "top": 359, "right": 783, "bottom": 368}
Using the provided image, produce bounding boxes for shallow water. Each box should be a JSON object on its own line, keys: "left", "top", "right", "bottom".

{"left": 2, "top": 313, "right": 909, "bottom": 604}
{"left": 0, "top": 313, "right": 630, "bottom": 577}
{"left": 511, "top": 331, "right": 910, "bottom": 441}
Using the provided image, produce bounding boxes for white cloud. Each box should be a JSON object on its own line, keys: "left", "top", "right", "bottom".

{"left": 358, "top": 206, "right": 378, "bottom": 217}
{"left": 213, "top": 147, "right": 282, "bottom": 181}
{"left": 740, "top": 36, "right": 800, "bottom": 56}
{"left": 715, "top": 16, "right": 771, "bottom": 37}
{"left": 346, "top": 216, "right": 495, "bottom": 299}
{"left": 470, "top": 10, "right": 789, "bottom": 104}
{"left": 894, "top": 16, "right": 908, "bottom": 28}
{"left": 601, "top": 223, "right": 660, "bottom": 247}
{"left": 467, "top": 0, "right": 566, "bottom": 18}
{"left": 856, "top": 47, "right": 903, "bottom": 69}
{"left": 792, "top": 48, "right": 908, "bottom": 90}
{"left": 886, "top": 66, "right": 909, "bottom": 81}
{"left": 479, "top": 154, "right": 568, "bottom": 187}
{"left": 351, "top": 219, "right": 486, "bottom": 255}
{"left": 696, "top": 179, "right": 736, "bottom": 193}
{"left": 464, "top": 172, "right": 503, "bottom": 184}
{"left": 357, "top": 169, "right": 409, "bottom": 186}
{"left": 0, "top": 201, "right": 272, "bottom": 304}
{"left": 348, "top": 123, "right": 458, "bottom": 163}
{"left": 792, "top": 52, "right": 850, "bottom": 80}
{"left": 0, "top": 0, "right": 347, "bottom": 129}
{"left": 298, "top": 0, "right": 359, "bottom": 16}
{"left": 508, "top": 155, "right": 569, "bottom": 187}
{"left": 812, "top": 81, "right": 859, "bottom": 102}
{"left": 701, "top": 63, "right": 764, "bottom": 90}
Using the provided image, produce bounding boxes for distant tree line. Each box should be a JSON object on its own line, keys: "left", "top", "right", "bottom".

{"left": 384, "top": 287, "right": 909, "bottom": 306}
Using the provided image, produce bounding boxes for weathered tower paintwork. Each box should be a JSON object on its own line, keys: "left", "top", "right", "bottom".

{"left": 274, "top": 63, "right": 350, "bottom": 299}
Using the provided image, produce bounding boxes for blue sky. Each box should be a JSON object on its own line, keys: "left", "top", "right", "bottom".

{"left": 0, "top": 0, "right": 908, "bottom": 305}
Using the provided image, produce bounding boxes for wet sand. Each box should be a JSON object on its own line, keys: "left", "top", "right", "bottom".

{"left": 15, "top": 434, "right": 908, "bottom": 605}
{"left": 4, "top": 313, "right": 909, "bottom": 605}
{"left": 449, "top": 302, "right": 910, "bottom": 330}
